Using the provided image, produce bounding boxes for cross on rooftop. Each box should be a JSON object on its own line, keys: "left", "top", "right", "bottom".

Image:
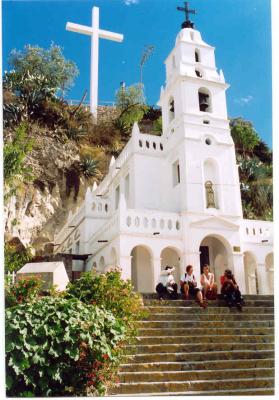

{"left": 177, "top": 1, "right": 197, "bottom": 29}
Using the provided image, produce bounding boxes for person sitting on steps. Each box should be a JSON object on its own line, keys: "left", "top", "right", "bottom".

{"left": 200, "top": 264, "right": 218, "bottom": 300}
{"left": 221, "top": 269, "right": 243, "bottom": 311}
{"left": 156, "top": 266, "right": 178, "bottom": 300}
{"left": 180, "top": 265, "right": 207, "bottom": 308}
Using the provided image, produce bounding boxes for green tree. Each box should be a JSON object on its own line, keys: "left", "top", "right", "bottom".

{"left": 5, "top": 44, "right": 78, "bottom": 95}
{"left": 230, "top": 117, "right": 260, "bottom": 155}
{"left": 115, "top": 83, "right": 148, "bottom": 134}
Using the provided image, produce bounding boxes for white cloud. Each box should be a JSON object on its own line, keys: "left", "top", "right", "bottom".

{"left": 234, "top": 95, "right": 254, "bottom": 106}
{"left": 124, "top": 0, "right": 139, "bottom": 5}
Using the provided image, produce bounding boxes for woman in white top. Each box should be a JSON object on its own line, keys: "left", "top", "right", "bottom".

{"left": 180, "top": 265, "right": 207, "bottom": 308}
{"left": 200, "top": 264, "right": 218, "bottom": 300}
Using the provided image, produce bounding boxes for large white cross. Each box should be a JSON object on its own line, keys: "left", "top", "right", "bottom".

{"left": 66, "top": 6, "right": 124, "bottom": 120}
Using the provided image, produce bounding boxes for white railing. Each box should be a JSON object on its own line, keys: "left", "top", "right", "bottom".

{"left": 122, "top": 208, "right": 182, "bottom": 236}
{"left": 241, "top": 219, "right": 273, "bottom": 244}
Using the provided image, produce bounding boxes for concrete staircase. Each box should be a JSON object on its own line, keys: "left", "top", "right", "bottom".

{"left": 110, "top": 295, "right": 274, "bottom": 396}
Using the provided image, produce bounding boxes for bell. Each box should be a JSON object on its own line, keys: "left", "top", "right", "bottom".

{"left": 169, "top": 100, "right": 175, "bottom": 113}
{"left": 200, "top": 100, "right": 209, "bottom": 112}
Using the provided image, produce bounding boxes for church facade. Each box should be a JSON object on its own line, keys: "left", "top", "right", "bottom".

{"left": 54, "top": 23, "right": 273, "bottom": 295}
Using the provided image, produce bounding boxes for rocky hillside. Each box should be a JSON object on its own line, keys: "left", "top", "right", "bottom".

{"left": 4, "top": 107, "right": 119, "bottom": 254}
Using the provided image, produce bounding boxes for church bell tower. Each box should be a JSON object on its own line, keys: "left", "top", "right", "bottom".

{"left": 158, "top": 2, "right": 243, "bottom": 220}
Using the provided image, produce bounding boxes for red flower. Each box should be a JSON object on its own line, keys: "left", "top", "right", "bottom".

{"left": 102, "top": 354, "right": 109, "bottom": 360}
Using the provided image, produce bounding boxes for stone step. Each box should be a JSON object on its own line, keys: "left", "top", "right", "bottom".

{"left": 143, "top": 299, "right": 274, "bottom": 307}
{"left": 110, "top": 377, "right": 274, "bottom": 395}
{"left": 138, "top": 326, "right": 274, "bottom": 336}
{"left": 119, "top": 367, "right": 274, "bottom": 383}
{"left": 120, "top": 358, "right": 275, "bottom": 373}
{"left": 141, "top": 293, "right": 274, "bottom": 301}
{"left": 139, "top": 320, "right": 274, "bottom": 329}
{"left": 145, "top": 306, "right": 274, "bottom": 315}
{"left": 144, "top": 313, "right": 274, "bottom": 321}
{"left": 127, "top": 349, "right": 274, "bottom": 364}
{"left": 125, "top": 342, "right": 274, "bottom": 355}
{"left": 111, "top": 387, "right": 275, "bottom": 396}
{"left": 136, "top": 334, "right": 274, "bottom": 345}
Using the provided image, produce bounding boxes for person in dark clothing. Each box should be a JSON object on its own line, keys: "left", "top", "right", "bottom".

{"left": 221, "top": 269, "right": 243, "bottom": 311}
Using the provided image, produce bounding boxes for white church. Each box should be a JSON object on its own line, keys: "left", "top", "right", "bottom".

{"left": 54, "top": 10, "right": 273, "bottom": 296}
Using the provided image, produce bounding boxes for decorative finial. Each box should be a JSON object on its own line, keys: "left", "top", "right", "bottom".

{"left": 177, "top": 1, "right": 197, "bottom": 29}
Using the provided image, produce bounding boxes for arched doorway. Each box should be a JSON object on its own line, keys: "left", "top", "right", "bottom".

{"left": 130, "top": 245, "right": 153, "bottom": 293}
{"left": 92, "top": 261, "right": 97, "bottom": 270}
{"left": 265, "top": 253, "right": 274, "bottom": 294}
{"left": 199, "top": 235, "right": 231, "bottom": 291}
{"left": 160, "top": 247, "right": 181, "bottom": 285}
{"left": 244, "top": 252, "right": 258, "bottom": 294}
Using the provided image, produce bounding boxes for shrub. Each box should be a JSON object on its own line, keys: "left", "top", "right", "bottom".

{"left": 80, "top": 155, "right": 100, "bottom": 178}
{"left": 6, "top": 297, "right": 126, "bottom": 396}
{"left": 4, "top": 242, "right": 33, "bottom": 274}
{"left": 4, "top": 123, "right": 34, "bottom": 185}
{"left": 5, "top": 275, "right": 43, "bottom": 308}
{"left": 66, "top": 269, "right": 145, "bottom": 340}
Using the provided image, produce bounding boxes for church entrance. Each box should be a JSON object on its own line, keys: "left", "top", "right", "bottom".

{"left": 199, "top": 235, "right": 231, "bottom": 291}
{"left": 130, "top": 245, "right": 153, "bottom": 293}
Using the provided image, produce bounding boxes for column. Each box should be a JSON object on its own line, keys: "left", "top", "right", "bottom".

{"left": 256, "top": 263, "right": 269, "bottom": 295}
{"left": 153, "top": 257, "right": 162, "bottom": 292}
{"left": 232, "top": 253, "right": 246, "bottom": 293}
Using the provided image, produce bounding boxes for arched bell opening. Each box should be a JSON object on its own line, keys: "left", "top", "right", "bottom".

{"left": 198, "top": 87, "right": 212, "bottom": 113}
{"left": 168, "top": 97, "right": 175, "bottom": 122}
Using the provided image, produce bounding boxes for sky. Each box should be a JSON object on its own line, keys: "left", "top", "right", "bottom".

{"left": 2, "top": 0, "right": 272, "bottom": 146}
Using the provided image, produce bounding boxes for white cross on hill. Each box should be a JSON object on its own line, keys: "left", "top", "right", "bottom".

{"left": 66, "top": 6, "right": 124, "bottom": 121}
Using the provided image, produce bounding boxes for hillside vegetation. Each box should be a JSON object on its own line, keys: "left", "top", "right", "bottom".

{"left": 3, "top": 44, "right": 272, "bottom": 260}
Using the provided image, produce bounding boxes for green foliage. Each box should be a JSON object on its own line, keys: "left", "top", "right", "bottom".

{"left": 115, "top": 83, "right": 148, "bottom": 135}
{"left": 66, "top": 269, "right": 145, "bottom": 340}
{"left": 4, "top": 243, "right": 33, "bottom": 274}
{"left": 5, "top": 276, "right": 43, "bottom": 308}
{"left": 6, "top": 43, "right": 78, "bottom": 95}
{"left": 153, "top": 116, "right": 162, "bottom": 134}
{"left": 238, "top": 156, "right": 273, "bottom": 220}
{"left": 6, "top": 296, "right": 126, "bottom": 396}
{"left": 230, "top": 118, "right": 273, "bottom": 221}
{"left": 4, "top": 123, "right": 33, "bottom": 185}
{"left": 80, "top": 155, "right": 100, "bottom": 179}
{"left": 230, "top": 117, "right": 260, "bottom": 154}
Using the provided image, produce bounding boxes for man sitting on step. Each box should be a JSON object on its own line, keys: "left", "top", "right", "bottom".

{"left": 156, "top": 266, "right": 178, "bottom": 300}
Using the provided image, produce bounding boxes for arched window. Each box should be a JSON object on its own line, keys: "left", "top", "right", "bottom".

{"left": 169, "top": 97, "right": 175, "bottom": 122}
{"left": 198, "top": 88, "right": 212, "bottom": 112}
{"left": 195, "top": 49, "right": 200, "bottom": 62}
